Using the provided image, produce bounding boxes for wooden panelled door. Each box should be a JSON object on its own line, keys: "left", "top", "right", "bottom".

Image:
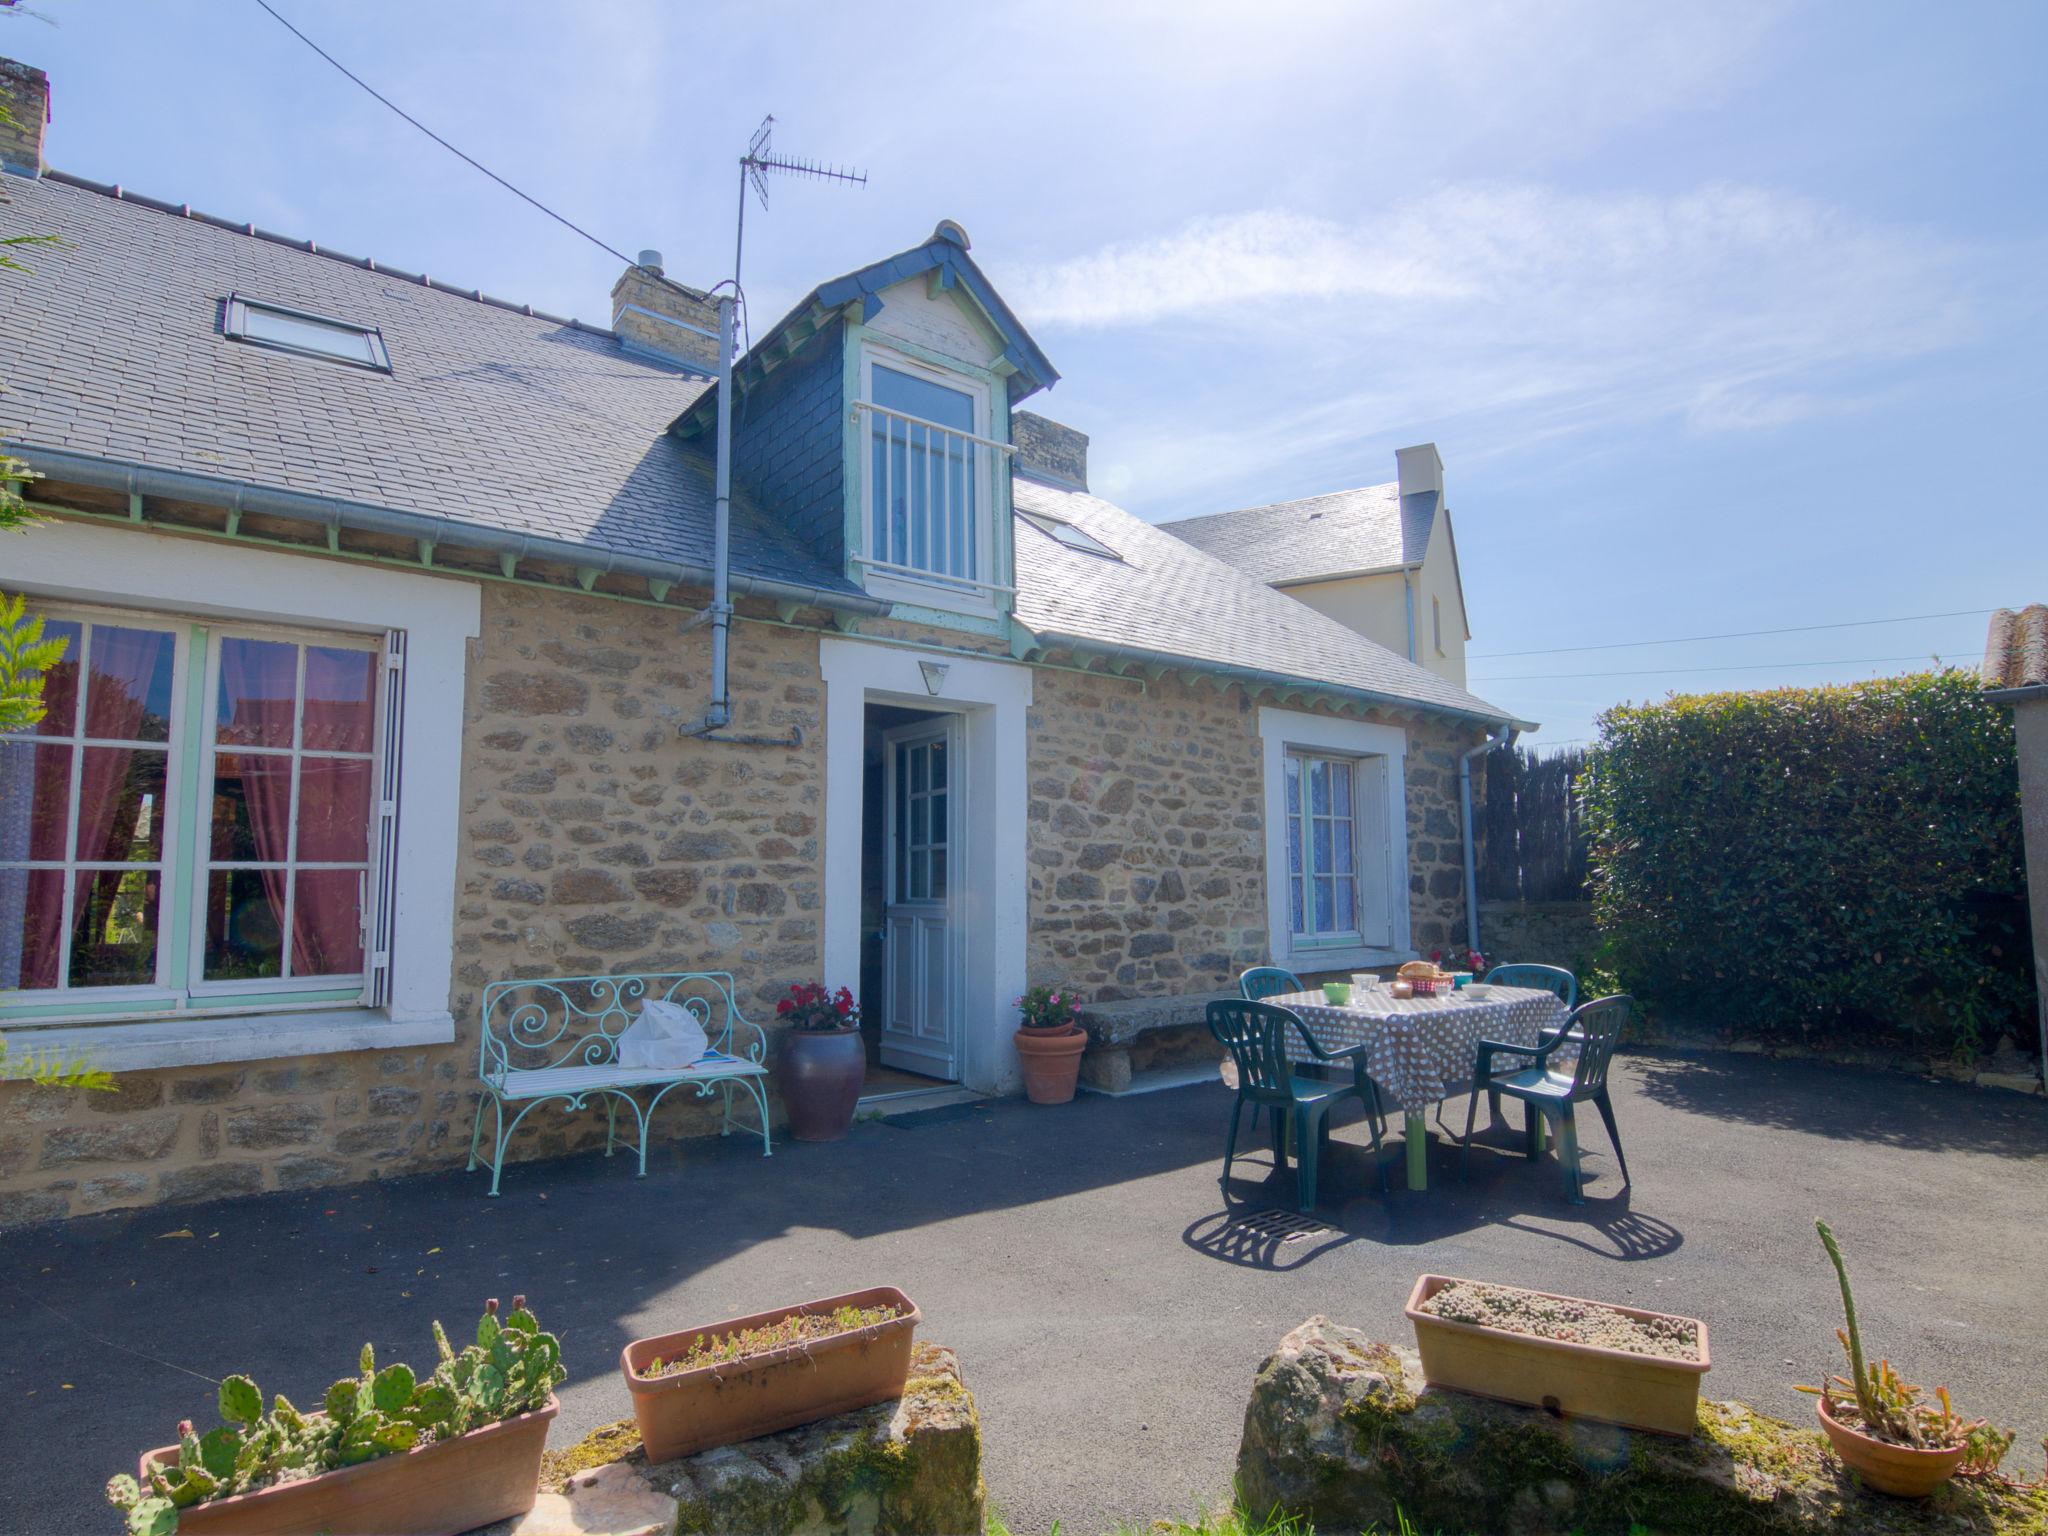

{"left": 880, "top": 718, "right": 960, "bottom": 1078}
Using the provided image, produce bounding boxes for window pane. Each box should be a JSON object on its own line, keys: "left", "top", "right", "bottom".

{"left": 1312, "top": 876, "right": 1333, "bottom": 933}
{"left": 1284, "top": 754, "right": 1301, "bottom": 816}
{"left": 205, "top": 867, "right": 284, "bottom": 980}
{"left": 297, "top": 757, "right": 371, "bottom": 862}
{"left": 303, "top": 647, "right": 376, "bottom": 753}
{"left": 84, "top": 625, "right": 175, "bottom": 742}
{"left": 68, "top": 866, "right": 158, "bottom": 987}
{"left": 1309, "top": 759, "right": 1331, "bottom": 817}
{"left": 871, "top": 365, "right": 974, "bottom": 431}
{"left": 0, "top": 866, "right": 66, "bottom": 989}
{"left": 1313, "top": 818, "right": 1334, "bottom": 878}
{"left": 0, "top": 740, "right": 72, "bottom": 861}
{"left": 291, "top": 869, "right": 363, "bottom": 977}
{"left": 1332, "top": 759, "right": 1353, "bottom": 816}
{"left": 210, "top": 753, "right": 295, "bottom": 862}
{"left": 1289, "top": 873, "right": 1305, "bottom": 937}
{"left": 75, "top": 747, "right": 167, "bottom": 863}
{"left": 1333, "top": 816, "right": 1354, "bottom": 878}
{"left": 28, "top": 619, "right": 81, "bottom": 737}
{"left": 1336, "top": 877, "right": 1356, "bottom": 932}
{"left": 217, "top": 638, "right": 298, "bottom": 748}
{"left": 241, "top": 304, "right": 380, "bottom": 365}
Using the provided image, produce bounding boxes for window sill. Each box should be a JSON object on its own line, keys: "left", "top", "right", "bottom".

{"left": 1284, "top": 945, "right": 1418, "bottom": 975}
{"left": 8, "top": 1009, "right": 456, "bottom": 1074}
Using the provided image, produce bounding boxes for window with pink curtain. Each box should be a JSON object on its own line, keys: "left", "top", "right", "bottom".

{"left": 203, "top": 637, "right": 376, "bottom": 983}
{"left": 0, "top": 618, "right": 174, "bottom": 992}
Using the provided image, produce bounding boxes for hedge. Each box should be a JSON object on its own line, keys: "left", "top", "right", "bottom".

{"left": 1580, "top": 669, "right": 2033, "bottom": 1057}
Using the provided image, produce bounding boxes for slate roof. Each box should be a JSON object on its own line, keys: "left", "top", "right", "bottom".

{"left": 1013, "top": 476, "right": 1517, "bottom": 724}
{"left": 1983, "top": 605, "right": 2048, "bottom": 693}
{"left": 1161, "top": 482, "right": 1438, "bottom": 585}
{"left": 0, "top": 171, "right": 865, "bottom": 601}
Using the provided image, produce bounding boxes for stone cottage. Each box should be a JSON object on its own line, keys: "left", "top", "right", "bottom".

{"left": 0, "top": 57, "right": 1526, "bottom": 1223}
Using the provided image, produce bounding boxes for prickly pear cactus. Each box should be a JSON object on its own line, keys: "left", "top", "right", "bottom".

{"left": 105, "top": 1297, "right": 566, "bottom": 1532}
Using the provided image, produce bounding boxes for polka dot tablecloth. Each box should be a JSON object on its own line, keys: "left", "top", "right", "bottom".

{"left": 1268, "top": 986, "right": 1572, "bottom": 1112}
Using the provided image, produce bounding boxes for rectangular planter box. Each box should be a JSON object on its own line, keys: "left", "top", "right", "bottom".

{"left": 1404, "top": 1274, "right": 1708, "bottom": 1437}
{"left": 138, "top": 1395, "right": 557, "bottom": 1536}
{"left": 622, "top": 1286, "right": 920, "bottom": 1462}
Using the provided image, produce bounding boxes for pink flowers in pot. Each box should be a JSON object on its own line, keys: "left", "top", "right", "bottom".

{"left": 775, "top": 982, "right": 860, "bottom": 1033}
{"left": 1016, "top": 984, "right": 1079, "bottom": 1033}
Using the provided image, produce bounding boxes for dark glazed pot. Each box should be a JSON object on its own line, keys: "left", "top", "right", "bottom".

{"left": 778, "top": 1026, "right": 866, "bottom": 1141}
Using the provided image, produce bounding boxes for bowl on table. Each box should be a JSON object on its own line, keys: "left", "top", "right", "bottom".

{"left": 1321, "top": 981, "right": 1354, "bottom": 1006}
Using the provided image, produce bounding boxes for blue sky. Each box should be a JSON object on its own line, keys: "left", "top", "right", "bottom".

{"left": 12, "top": 1, "right": 2045, "bottom": 746}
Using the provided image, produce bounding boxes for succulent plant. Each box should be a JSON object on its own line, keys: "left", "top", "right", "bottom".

{"left": 105, "top": 1297, "right": 565, "bottom": 1533}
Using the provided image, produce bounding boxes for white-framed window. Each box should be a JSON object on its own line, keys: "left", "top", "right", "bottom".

{"left": 853, "top": 345, "right": 1009, "bottom": 615}
{"left": 0, "top": 602, "right": 398, "bottom": 1025}
{"left": 223, "top": 294, "right": 392, "bottom": 372}
{"left": 1258, "top": 707, "right": 1408, "bottom": 968}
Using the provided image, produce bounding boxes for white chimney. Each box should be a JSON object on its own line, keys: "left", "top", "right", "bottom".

{"left": 1396, "top": 442, "right": 1443, "bottom": 501}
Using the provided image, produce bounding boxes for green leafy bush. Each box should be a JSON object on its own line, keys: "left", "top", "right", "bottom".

{"left": 1581, "top": 670, "right": 2032, "bottom": 1057}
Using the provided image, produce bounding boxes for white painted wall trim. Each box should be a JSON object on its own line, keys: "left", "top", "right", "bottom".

{"left": 6, "top": 520, "right": 481, "bottom": 1062}
{"left": 820, "top": 636, "right": 1032, "bottom": 1094}
{"left": 1257, "top": 706, "right": 1414, "bottom": 974}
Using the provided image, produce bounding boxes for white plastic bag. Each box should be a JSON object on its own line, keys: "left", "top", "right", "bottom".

{"left": 616, "top": 997, "right": 709, "bottom": 1070}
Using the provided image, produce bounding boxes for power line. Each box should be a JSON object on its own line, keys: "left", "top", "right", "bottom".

{"left": 1473, "top": 653, "right": 1949, "bottom": 683}
{"left": 1468, "top": 608, "right": 1993, "bottom": 660}
{"left": 249, "top": 0, "right": 640, "bottom": 272}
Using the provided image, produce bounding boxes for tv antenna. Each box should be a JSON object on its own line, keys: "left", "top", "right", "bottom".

{"left": 732, "top": 115, "right": 868, "bottom": 299}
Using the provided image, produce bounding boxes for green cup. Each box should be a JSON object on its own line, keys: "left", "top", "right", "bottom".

{"left": 1321, "top": 981, "right": 1353, "bottom": 1006}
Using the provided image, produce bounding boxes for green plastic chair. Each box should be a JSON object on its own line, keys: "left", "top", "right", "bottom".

{"left": 1238, "top": 965, "right": 1303, "bottom": 1002}
{"left": 1461, "top": 994, "right": 1633, "bottom": 1204}
{"left": 1479, "top": 965, "right": 1578, "bottom": 1124}
{"left": 1208, "top": 998, "right": 1388, "bottom": 1211}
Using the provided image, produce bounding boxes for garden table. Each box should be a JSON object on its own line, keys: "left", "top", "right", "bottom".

{"left": 1268, "top": 986, "right": 1571, "bottom": 1191}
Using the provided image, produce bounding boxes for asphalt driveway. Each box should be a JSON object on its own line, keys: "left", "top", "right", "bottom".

{"left": 4, "top": 1048, "right": 2046, "bottom": 1535}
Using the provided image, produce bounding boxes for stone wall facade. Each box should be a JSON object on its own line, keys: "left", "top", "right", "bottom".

{"left": 2, "top": 577, "right": 1489, "bottom": 1224}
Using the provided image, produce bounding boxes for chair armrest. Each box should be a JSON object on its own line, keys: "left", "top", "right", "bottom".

{"left": 1473, "top": 1034, "right": 1562, "bottom": 1083}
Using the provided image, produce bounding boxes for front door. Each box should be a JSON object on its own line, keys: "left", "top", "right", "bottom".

{"left": 880, "top": 718, "right": 959, "bottom": 1078}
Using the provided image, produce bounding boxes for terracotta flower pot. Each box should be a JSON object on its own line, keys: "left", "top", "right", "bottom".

{"left": 1405, "top": 1274, "right": 1709, "bottom": 1438}
{"left": 138, "top": 1397, "right": 556, "bottom": 1536}
{"left": 778, "top": 1025, "right": 865, "bottom": 1141}
{"left": 1816, "top": 1396, "right": 1967, "bottom": 1498}
{"left": 621, "top": 1286, "right": 921, "bottom": 1461}
{"left": 1015, "top": 1024, "right": 1086, "bottom": 1104}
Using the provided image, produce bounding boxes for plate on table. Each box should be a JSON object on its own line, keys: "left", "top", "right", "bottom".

{"left": 1463, "top": 984, "right": 1493, "bottom": 1000}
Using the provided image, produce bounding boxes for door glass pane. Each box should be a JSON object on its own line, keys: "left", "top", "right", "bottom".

{"left": 68, "top": 866, "right": 158, "bottom": 986}
{"left": 0, "top": 740, "right": 72, "bottom": 860}
{"left": 928, "top": 792, "right": 946, "bottom": 849}
{"left": 28, "top": 619, "right": 82, "bottom": 737}
{"left": 910, "top": 793, "right": 927, "bottom": 848}
{"left": 303, "top": 647, "right": 376, "bottom": 753}
{"left": 210, "top": 753, "right": 294, "bottom": 862}
{"left": 931, "top": 847, "right": 947, "bottom": 899}
{"left": 205, "top": 867, "right": 285, "bottom": 980}
{"left": 296, "top": 757, "right": 372, "bottom": 862}
{"left": 930, "top": 741, "right": 946, "bottom": 789}
{"left": 74, "top": 747, "right": 167, "bottom": 863}
{"left": 216, "top": 638, "right": 299, "bottom": 748}
{"left": 0, "top": 866, "right": 67, "bottom": 989}
{"left": 910, "top": 744, "right": 928, "bottom": 794}
{"left": 911, "top": 849, "right": 928, "bottom": 901}
{"left": 84, "top": 625, "right": 176, "bottom": 742}
{"left": 291, "top": 869, "right": 363, "bottom": 976}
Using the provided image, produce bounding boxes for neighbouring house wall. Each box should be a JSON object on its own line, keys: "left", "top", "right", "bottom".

{"left": 1414, "top": 515, "right": 1468, "bottom": 689}
{"left": 1279, "top": 570, "right": 1413, "bottom": 663}
{"left": 2014, "top": 698, "right": 2048, "bottom": 1062}
{"left": 0, "top": 580, "right": 830, "bottom": 1226}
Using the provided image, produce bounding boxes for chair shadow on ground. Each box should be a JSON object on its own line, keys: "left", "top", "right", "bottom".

{"left": 1628, "top": 1048, "right": 2048, "bottom": 1157}
{"left": 1180, "top": 1101, "right": 1683, "bottom": 1271}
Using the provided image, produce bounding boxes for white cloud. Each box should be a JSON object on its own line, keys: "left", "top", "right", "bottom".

{"left": 1015, "top": 181, "right": 2007, "bottom": 513}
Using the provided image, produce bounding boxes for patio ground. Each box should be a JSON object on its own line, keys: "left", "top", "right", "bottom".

{"left": 4, "top": 1047, "right": 2047, "bottom": 1536}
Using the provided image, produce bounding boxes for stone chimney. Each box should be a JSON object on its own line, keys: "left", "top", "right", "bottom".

{"left": 1395, "top": 442, "right": 1443, "bottom": 501}
{"left": 609, "top": 250, "right": 720, "bottom": 373}
{"left": 0, "top": 57, "right": 50, "bottom": 178}
{"left": 1011, "top": 411, "right": 1089, "bottom": 491}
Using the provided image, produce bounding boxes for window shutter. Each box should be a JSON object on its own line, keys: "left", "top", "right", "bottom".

{"left": 365, "top": 630, "right": 406, "bottom": 1008}
{"left": 1356, "top": 755, "right": 1394, "bottom": 949}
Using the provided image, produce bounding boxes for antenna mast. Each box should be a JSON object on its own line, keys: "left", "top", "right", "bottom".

{"left": 733, "top": 115, "right": 868, "bottom": 296}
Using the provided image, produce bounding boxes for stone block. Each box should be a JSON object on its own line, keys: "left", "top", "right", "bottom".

{"left": 170, "top": 1072, "right": 247, "bottom": 1104}
{"left": 159, "top": 1163, "right": 265, "bottom": 1203}
{"left": 38, "top": 1114, "right": 181, "bottom": 1168}
{"left": 225, "top": 1104, "right": 325, "bottom": 1150}
{"left": 1236, "top": 1317, "right": 2048, "bottom": 1536}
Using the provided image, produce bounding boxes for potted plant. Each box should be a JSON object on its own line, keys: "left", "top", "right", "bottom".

{"left": 1405, "top": 1274, "right": 1710, "bottom": 1437}
{"left": 105, "top": 1297, "right": 562, "bottom": 1536}
{"left": 1014, "top": 984, "right": 1087, "bottom": 1104}
{"left": 621, "top": 1286, "right": 920, "bottom": 1461}
{"left": 775, "top": 982, "right": 865, "bottom": 1141}
{"left": 1797, "top": 1219, "right": 2013, "bottom": 1497}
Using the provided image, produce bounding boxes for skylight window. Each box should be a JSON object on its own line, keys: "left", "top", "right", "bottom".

{"left": 223, "top": 294, "right": 390, "bottom": 371}
{"left": 1019, "top": 509, "right": 1121, "bottom": 560}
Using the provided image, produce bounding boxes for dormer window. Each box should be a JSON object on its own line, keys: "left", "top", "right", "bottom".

{"left": 854, "top": 346, "right": 1009, "bottom": 614}
{"left": 223, "top": 294, "right": 391, "bottom": 372}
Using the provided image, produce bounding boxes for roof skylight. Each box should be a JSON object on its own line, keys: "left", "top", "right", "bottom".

{"left": 223, "top": 294, "right": 391, "bottom": 371}
{"left": 1019, "top": 509, "right": 1121, "bottom": 560}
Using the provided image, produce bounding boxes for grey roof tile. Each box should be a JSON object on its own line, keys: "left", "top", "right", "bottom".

{"left": 1161, "top": 481, "right": 1436, "bottom": 585}
{"left": 0, "top": 173, "right": 861, "bottom": 599}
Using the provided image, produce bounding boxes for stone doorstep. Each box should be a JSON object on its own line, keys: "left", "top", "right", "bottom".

{"left": 497, "top": 1341, "right": 982, "bottom": 1536}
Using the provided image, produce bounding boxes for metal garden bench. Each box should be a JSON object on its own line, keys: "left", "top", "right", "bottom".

{"left": 468, "top": 971, "right": 772, "bottom": 1196}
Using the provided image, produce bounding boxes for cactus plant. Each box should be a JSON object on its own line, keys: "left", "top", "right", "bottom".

{"left": 105, "top": 1297, "right": 565, "bottom": 1533}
